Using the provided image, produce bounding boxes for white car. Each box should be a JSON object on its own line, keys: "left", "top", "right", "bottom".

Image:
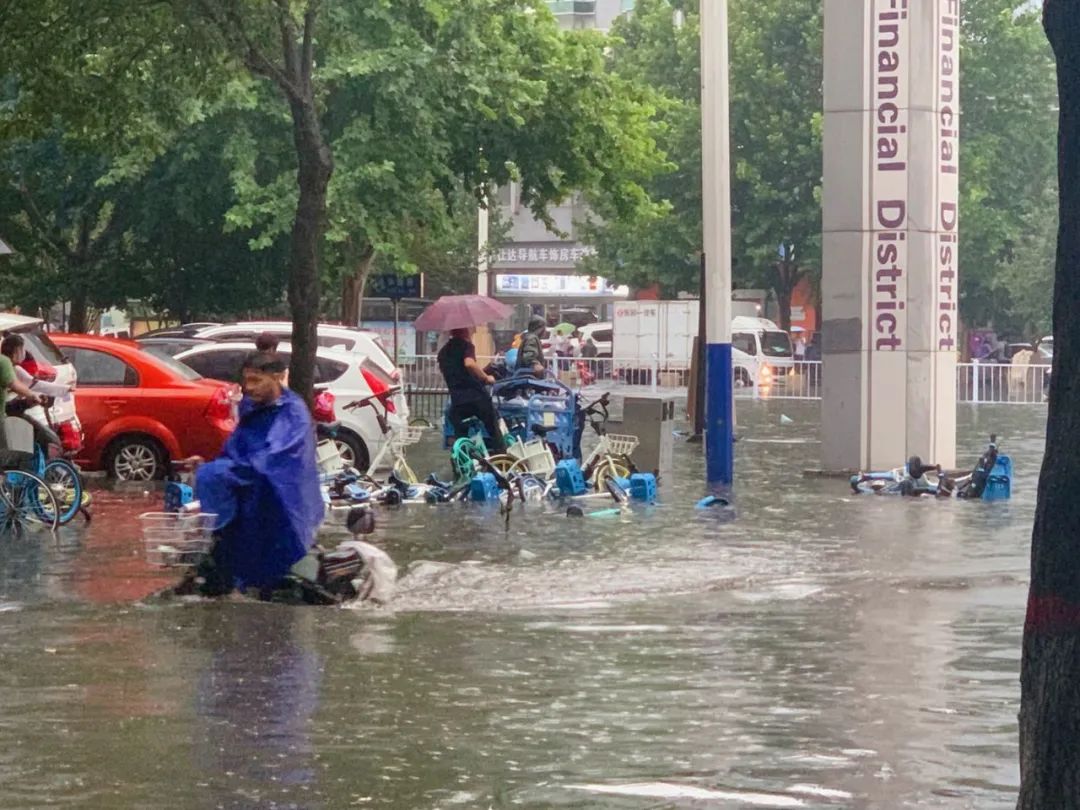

{"left": 193, "top": 321, "right": 408, "bottom": 418}
{"left": 174, "top": 342, "right": 403, "bottom": 471}
{"left": 0, "top": 314, "right": 82, "bottom": 445}
{"left": 578, "top": 322, "right": 612, "bottom": 357}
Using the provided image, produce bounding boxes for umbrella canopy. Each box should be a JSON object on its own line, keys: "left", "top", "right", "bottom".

{"left": 413, "top": 294, "right": 513, "bottom": 332}
{"left": 551, "top": 322, "right": 576, "bottom": 336}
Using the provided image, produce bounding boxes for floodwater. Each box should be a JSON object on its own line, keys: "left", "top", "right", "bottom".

{"left": 0, "top": 401, "right": 1041, "bottom": 809}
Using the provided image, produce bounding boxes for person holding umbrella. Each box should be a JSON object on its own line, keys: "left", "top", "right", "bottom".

{"left": 414, "top": 294, "right": 513, "bottom": 451}
{"left": 437, "top": 327, "right": 505, "bottom": 451}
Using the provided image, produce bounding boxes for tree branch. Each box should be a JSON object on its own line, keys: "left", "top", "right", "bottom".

{"left": 272, "top": 0, "right": 300, "bottom": 86}
{"left": 192, "top": 0, "right": 301, "bottom": 101}
{"left": 301, "top": 0, "right": 320, "bottom": 93}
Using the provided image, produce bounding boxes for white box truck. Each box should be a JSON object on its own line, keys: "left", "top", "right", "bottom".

{"left": 612, "top": 300, "right": 794, "bottom": 387}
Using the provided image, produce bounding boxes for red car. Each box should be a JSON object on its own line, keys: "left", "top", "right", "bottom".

{"left": 50, "top": 334, "right": 238, "bottom": 481}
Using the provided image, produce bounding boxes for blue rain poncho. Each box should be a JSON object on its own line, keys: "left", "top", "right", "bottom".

{"left": 196, "top": 389, "right": 324, "bottom": 589}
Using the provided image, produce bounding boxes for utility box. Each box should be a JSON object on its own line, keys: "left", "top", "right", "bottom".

{"left": 621, "top": 393, "right": 678, "bottom": 474}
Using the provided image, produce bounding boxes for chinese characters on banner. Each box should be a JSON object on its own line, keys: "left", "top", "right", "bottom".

{"left": 494, "top": 245, "right": 597, "bottom": 265}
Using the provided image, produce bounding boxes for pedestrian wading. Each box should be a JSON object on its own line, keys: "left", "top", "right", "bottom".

{"left": 1017, "top": 2, "right": 1080, "bottom": 806}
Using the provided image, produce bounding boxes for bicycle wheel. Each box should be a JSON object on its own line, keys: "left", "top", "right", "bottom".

{"left": 486, "top": 454, "right": 518, "bottom": 475}
{"left": 592, "top": 457, "right": 632, "bottom": 491}
{"left": 42, "top": 459, "right": 83, "bottom": 525}
{"left": 0, "top": 470, "right": 59, "bottom": 535}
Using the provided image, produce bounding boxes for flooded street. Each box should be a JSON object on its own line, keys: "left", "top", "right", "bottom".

{"left": 0, "top": 401, "right": 1040, "bottom": 809}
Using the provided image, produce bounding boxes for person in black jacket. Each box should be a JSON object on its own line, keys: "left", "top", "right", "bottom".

{"left": 438, "top": 327, "right": 505, "bottom": 450}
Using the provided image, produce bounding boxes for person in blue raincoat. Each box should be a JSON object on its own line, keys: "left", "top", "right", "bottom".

{"left": 193, "top": 351, "right": 324, "bottom": 596}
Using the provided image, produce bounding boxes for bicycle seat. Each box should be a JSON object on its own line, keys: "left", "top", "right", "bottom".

{"left": 529, "top": 423, "right": 554, "bottom": 437}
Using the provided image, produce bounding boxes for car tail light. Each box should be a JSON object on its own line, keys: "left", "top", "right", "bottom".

{"left": 205, "top": 386, "right": 239, "bottom": 430}
{"left": 21, "top": 357, "right": 57, "bottom": 382}
{"left": 361, "top": 368, "right": 396, "bottom": 413}
{"left": 313, "top": 390, "right": 336, "bottom": 423}
{"left": 58, "top": 421, "right": 83, "bottom": 453}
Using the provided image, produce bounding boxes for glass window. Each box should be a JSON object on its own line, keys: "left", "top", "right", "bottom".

{"left": 761, "top": 330, "right": 793, "bottom": 358}
{"left": 182, "top": 349, "right": 248, "bottom": 383}
{"left": 591, "top": 328, "right": 613, "bottom": 343}
{"left": 732, "top": 332, "right": 756, "bottom": 356}
{"left": 69, "top": 348, "right": 139, "bottom": 387}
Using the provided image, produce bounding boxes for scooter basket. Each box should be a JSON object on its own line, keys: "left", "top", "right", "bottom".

{"left": 140, "top": 512, "right": 217, "bottom": 567}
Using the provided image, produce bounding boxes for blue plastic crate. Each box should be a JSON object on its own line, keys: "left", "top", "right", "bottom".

{"left": 470, "top": 472, "right": 500, "bottom": 502}
{"left": 983, "top": 454, "right": 1012, "bottom": 500}
{"left": 629, "top": 473, "right": 657, "bottom": 502}
{"left": 492, "top": 375, "right": 578, "bottom": 459}
{"left": 554, "top": 459, "right": 587, "bottom": 497}
{"left": 164, "top": 482, "right": 194, "bottom": 513}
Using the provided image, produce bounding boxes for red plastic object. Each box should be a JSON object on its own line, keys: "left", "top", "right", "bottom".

{"left": 313, "top": 390, "right": 336, "bottom": 423}
{"left": 21, "top": 357, "right": 57, "bottom": 382}
{"left": 361, "top": 368, "right": 395, "bottom": 413}
{"left": 58, "top": 421, "right": 83, "bottom": 454}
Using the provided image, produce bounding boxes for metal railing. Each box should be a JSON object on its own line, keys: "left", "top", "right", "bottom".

{"left": 400, "top": 355, "right": 1053, "bottom": 412}
{"left": 957, "top": 361, "right": 1050, "bottom": 404}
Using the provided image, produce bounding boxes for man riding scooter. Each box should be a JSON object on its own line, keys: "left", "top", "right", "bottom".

{"left": 186, "top": 351, "right": 324, "bottom": 598}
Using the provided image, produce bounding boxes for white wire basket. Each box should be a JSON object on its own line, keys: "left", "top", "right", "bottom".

{"left": 139, "top": 512, "right": 218, "bottom": 567}
{"left": 601, "top": 433, "right": 639, "bottom": 457}
{"left": 390, "top": 425, "right": 425, "bottom": 450}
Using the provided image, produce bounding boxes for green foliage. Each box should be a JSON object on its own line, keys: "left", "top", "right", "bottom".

{"left": 958, "top": 0, "right": 1058, "bottom": 338}
{"left": 582, "top": 0, "right": 823, "bottom": 312}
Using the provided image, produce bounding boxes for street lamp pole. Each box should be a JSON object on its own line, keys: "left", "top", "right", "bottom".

{"left": 700, "top": 0, "right": 734, "bottom": 489}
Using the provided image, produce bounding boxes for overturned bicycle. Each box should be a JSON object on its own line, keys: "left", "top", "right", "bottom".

{"left": 849, "top": 435, "right": 1011, "bottom": 499}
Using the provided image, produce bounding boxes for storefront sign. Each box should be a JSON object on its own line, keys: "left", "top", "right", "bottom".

{"left": 494, "top": 273, "right": 628, "bottom": 298}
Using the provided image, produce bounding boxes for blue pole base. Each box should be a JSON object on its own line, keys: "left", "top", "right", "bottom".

{"left": 705, "top": 342, "right": 735, "bottom": 488}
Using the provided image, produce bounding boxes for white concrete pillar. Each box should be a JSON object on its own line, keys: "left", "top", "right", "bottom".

{"left": 822, "top": 0, "right": 958, "bottom": 471}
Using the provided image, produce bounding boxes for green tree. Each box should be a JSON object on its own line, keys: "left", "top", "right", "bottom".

{"left": 582, "top": 0, "right": 823, "bottom": 330}
{"left": 958, "top": 0, "right": 1058, "bottom": 338}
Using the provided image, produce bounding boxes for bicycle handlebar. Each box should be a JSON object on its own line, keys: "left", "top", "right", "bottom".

{"left": 342, "top": 386, "right": 403, "bottom": 411}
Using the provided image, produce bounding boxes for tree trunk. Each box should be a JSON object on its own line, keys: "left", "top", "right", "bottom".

{"left": 286, "top": 98, "right": 333, "bottom": 406}
{"left": 1017, "top": 4, "right": 1080, "bottom": 807}
{"left": 771, "top": 259, "right": 802, "bottom": 332}
{"left": 68, "top": 290, "right": 88, "bottom": 334}
{"left": 340, "top": 248, "right": 375, "bottom": 326}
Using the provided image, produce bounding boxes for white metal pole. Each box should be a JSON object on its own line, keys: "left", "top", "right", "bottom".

{"left": 477, "top": 204, "right": 490, "bottom": 296}
{"left": 700, "top": 0, "right": 734, "bottom": 488}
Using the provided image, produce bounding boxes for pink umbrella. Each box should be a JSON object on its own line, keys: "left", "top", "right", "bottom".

{"left": 413, "top": 294, "right": 513, "bottom": 332}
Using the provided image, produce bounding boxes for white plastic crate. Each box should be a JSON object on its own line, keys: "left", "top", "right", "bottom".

{"left": 316, "top": 439, "right": 346, "bottom": 475}
{"left": 139, "top": 512, "right": 217, "bottom": 567}
{"left": 507, "top": 438, "right": 556, "bottom": 477}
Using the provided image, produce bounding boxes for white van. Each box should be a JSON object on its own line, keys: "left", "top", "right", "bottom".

{"left": 731, "top": 316, "right": 794, "bottom": 387}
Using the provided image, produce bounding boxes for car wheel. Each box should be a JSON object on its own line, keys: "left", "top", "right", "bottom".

{"left": 106, "top": 435, "right": 166, "bottom": 482}
{"left": 334, "top": 430, "right": 370, "bottom": 472}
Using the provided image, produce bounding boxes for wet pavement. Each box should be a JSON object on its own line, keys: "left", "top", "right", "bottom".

{"left": 0, "top": 401, "right": 1041, "bottom": 808}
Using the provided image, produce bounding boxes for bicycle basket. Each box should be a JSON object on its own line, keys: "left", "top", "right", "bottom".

{"left": 140, "top": 512, "right": 217, "bottom": 567}
{"left": 391, "top": 425, "right": 425, "bottom": 449}
{"left": 603, "top": 434, "right": 640, "bottom": 456}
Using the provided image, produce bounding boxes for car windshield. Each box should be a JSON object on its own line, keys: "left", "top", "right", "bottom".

{"left": 761, "top": 330, "right": 793, "bottom": 357}
{"left": 142, "top": 345, "right": 204, "bottom": 380}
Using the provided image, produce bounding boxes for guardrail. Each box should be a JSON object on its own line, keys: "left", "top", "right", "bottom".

{"left": 400, "top": 355, "right": 1052, "bottom": 411}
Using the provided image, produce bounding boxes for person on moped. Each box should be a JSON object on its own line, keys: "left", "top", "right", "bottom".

{"left": 515, "top": 316, "right": 548, "bottom": 377}
{"left": 192, "top": 351, "right": 324, "bottom": 596}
